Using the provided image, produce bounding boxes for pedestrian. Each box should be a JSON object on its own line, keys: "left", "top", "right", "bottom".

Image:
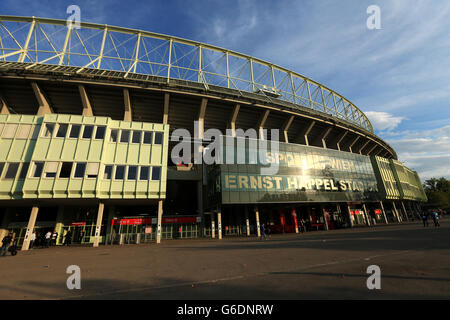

{"left": 260, "top": 224, "right": 267, "bottom": 240}
{"left": 1, "top": 233, "right": 13, "bottom": 256}
{"left": 51, "top": 230, "right": 58, "bottom": 246}
{"left": 432, "top": 210, "right": 440, "bottom": 227}
{"left": 422, "top": 213, "right": 428, "bottom": 227}
{"left": 30, "top": 231, "right": 36, "bottom": 249}
{"left": 300, "top": 219, "right": 305, "bottom": 233}
{"left": 45, "top": 230, "right": 52, "bottom": 248}
{"left": 64, "top": 230, "right": 72, "bottom": 246}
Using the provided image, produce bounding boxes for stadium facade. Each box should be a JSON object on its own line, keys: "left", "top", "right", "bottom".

{"left": 0, "top": 16, "right": 426, "bottom": 250}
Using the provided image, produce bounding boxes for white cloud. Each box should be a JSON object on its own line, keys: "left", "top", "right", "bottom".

{"left": 365, "top": 111, "right": 404, "bottom": 131}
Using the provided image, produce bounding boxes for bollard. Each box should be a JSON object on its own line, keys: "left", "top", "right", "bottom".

{"left": 119, "top": 233, "right": 124, "bottom": 245}
{"left": 136, "top": 233, "right": 141, "bottom": 244}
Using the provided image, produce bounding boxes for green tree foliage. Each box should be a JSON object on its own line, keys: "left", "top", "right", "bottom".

{"left": 423, "top": 177, "right": 450, "bottom": 209}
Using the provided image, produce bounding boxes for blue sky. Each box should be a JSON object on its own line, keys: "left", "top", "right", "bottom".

{"left": 1, "top": 0, "right": 449, "bottom": 180}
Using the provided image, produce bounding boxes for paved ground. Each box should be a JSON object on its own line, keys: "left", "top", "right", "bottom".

{"left": 1, "top": 219, "right": 449, "bottom": 300}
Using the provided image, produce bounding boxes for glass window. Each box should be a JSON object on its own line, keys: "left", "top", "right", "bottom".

{"left": 69, "top": 124, "right": 81, "bottom": 138}
{"left": 16, "top": 124, "right": 31, "bottom": 139}
{"left": 82, "top": 125, "right": 94, "bottom": 139}
{"left": 151, "top": 166, "right": 161, "bottom": 180}
{"left": 128, "top": 166, "right": 137, "bottom": 180}
{"left": 32, "top": 162, "right": 44, "bottom": 178}
{"left": 120, "top": 130, "right": 130, "bottom": 143}
{"left": 95, "top": 126, "right": 106, "bottom": 140}
{"left": 86, "top": 163, "right": 99, "bottom": 178}
{"left": 115, "top": 166, "right": 125, "bottom": 179}
{"left": 132, "top": 131, "right": 141, "bottom": 143}
{"left": 110, "top": 129, "right": 118, "bottom": 142}
{"left": 103, "top": 165, "right": 113, "bottom": 180}
{"left": 74, "top": 163, "right": 86, "bottom": 178}
{"left": 44, "top": 162, "right": 59, "bottom": 178}
{"left": 4, "top": 163, "right": 19, "bottom": 179}
{"left": 3, "top": 124, "right": 18, "bottom": 138}
{"left": 56, "top": 124, "right": 68, "bottom": 138}
{"left": 42, "top": 123, "right": 55, "bottom": 138}
{"left": 154, "top": 132, "right": 163, "bottom": 145}
{"left": 139, "top": 166, "right": 149, "bottom": 180}
{"left": 59, "top": 162, "right": 72, "bottom": 178}
{"left": 18, "top": 162, "right": 29, "bottom": 179}
{"left": 143, "top": 132, "right": 152, "bottom": 144}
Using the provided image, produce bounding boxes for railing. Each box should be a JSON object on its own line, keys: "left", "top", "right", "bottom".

{"left": 0, "top": 15, "right": 373, "bottom": 132}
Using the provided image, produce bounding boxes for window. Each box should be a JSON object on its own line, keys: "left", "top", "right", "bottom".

{"left": 42, "top": 123, "right": 55, "bottom": 137}
{"left": 86, "top": 163, "right": 99, "bottom": 178}
{"left": 139, "top": 166, "right": 149, "bottom": 180}
{"left": 110, "top": 130, "right": 118, "bottom": 142}
{"left": 31, "top": 162, "right": 44, "bottom": 178}
{"left": 5, "top": 163, "right": 20, "bottom": 179}
{"left": 128, "top": 166, "right": 137, "bottom": 180}
{"left": 74, "top": 163, "right": 86, "bottom": 178}
{"left": 59, "top": 162, "right": 73, "bottom": 178}
{"left": 44, "top": 162, "right": 58, "bottom": 178}
{"left": 16, "top": 124, "right": 31, "bottom": 139}
{"left": 56, "top": 124, "right": 68, "bottom": 138}
{"left": 3, "top": 124, "right": 18, "bottom": 138}
{"left": 95, "top": 126, "right": 106, "bottom": 140}
{"left": 103, "top": 165, "right": 113, "bottom": 180}
{"left": 143, "top": 132, "right": 152, "bottom": 144}
{"left": 69, "top": 124, "right": 81, "bottom": 138}
{"left": 120, "top": 130, "right": 130, "bottom": 143}
{"left": 132, "top": 131, "right": 141, "bottom": 144}
{"left": 151, "top": 166, "right": 161, "bottom": 180}
{"left": 18, "top": 162, "right": 29, "bottom": 179}
{"left": 0, "top": 162, "right": 5, "bottom": 178}
{"left": 154, "top": 132, "right": 163, "bottom": 145}
{"left": 115, "top": 165, "right": 125, "bottom": 179}
{"left": 82, "top": 125, "right": 94, "bottom": 139}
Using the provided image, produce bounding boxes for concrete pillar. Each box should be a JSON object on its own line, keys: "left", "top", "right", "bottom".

{"left": 105, "top": 205, "right": 116, "bottom": 244}
{"left": 380, "top": 201, "right": 389, "bottom": 224}
{"left": 93, "top": 202, "right": 104, "bottom": 247}
{"left": 228, "top": 104, "right": 240, "bottom": 137}
{"left": 282, "top": 115, "right": 295, "bottom": 143}
{"left": 21, "top": 206, "right": 39, "bottom": 251}
{"left": 0, "top": 96, "right": 10, "bottom": 114}
{"left": 31, "top": 82, "right": 53, "bottom": 115}
{"left": 245, "top": 206, "right": 250, "bottom": 236}
{"left": 211, "top": 215, "right": 215, "bottom": 239}
{"left": 256, "top": 110, "right": 270, "bottom": 140}
{"left": 163, "top": 93, "right": 170, "bottom": 124}
{"left": 255, "top": 207, "right": 261, "bottom": 237}
{"left": 362, "top": 203, "right": 371, "bottom": 226}
{"left": 54, "top": 206, "right": 65, "bottom": 245}
{"left": 291, "top": 209, "right": 299, "bottom": 234}
{"left": 78, "top": 85, "right": 94, "bottom": 116}
{"left": 156, "top": 200, "right": 163, "bottom": 244}
{"left": 401, "top": 201, "right": 409, "bottom": 221}
{"left": 392, "top": 201, "right": 401, "bottom": 223}
{"left": 123, "top": 88, "right": 133, "bottom": 121}
{"left": 217, "top": 212, "right": 222, "bottom": 240}
{"left": 322, "top": 207, "right": 329, "bottom": 231}
{"left": 347, "top": 205, "right": 354, "bottom": 228}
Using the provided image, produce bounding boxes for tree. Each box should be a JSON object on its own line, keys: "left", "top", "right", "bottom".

{"left": 423, "top": 177, "right": 450, "bottom": 210}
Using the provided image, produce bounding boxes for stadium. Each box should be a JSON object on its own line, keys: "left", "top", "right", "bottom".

{"left": 0, "top": 16, "right": 427, "bottom": 250}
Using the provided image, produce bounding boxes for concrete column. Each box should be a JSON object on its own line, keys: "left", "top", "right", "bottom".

{"left": 296, "top": 120, "right": 315, "bottom": 145}
{"left": 282, "top": 115, "right": 295, "bottom": 143}
{"left": 228, "top": 104, "right": 240, "bottom": 137}
{"left": 380, "top": 201, "right": 389, "bottom": 224}
{"left": 362, "top": 203, "right": 371, "bottom": 226}
{"left": 54, "top": 206, "right": 65, "bottom": 245}
{"left": 322, "top": 207, "right": 329, "bottom": 231}
{"left": 347, "top": 205, "right": 354, "bottom": 228}
{"left": 291, "top": 209, "right": 299, "bottom": 234}
{"left": 392, "top": 201, "right": 401, "bottom": 223}
{"left": 163, "top": 93, "right": 170, "bottom": 124}
{"left": 211, "top": 215, "right": 215, "bottom": 239}
{"left": 123, "top": 88, "right": 133, "bottom": 121}
{"left": 0, "top": 96, "right": 10, "bottom": 114}
{"left": 31, "top": 82, "right": 53, "bottom": 115}
{"left": 21, "top": 206, "right": 39, "bottom": 251}
{"left": 401, "top": 201, "right": 409, "bottom": 221}
{"left": 156, "top": 200, "right": 163, "bottom": 244}
{"left": 256, "top": 110, "right": 270, "bottom": 140}
{"left": 78, "top": 85, "right": 94, "bottom": 116}
{"left": 245, "top": 206, "right": 250, "bottom": 236}
{"left": 105, "top": 205, "right": 116, "bottom": 243}
{"left": 255, "top": 207, "right": 261, "bottom": 237}
{"left": 93, "top": 202, "right": 104, "bottom": 247}
{"left": 348, "top": 136, "right": 360, "bottom": 153}
{"left": 217, "top": 212, "right": 222, "bottom": 240}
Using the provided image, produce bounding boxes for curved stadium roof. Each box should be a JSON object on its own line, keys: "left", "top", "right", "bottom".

{"left": 0, "top": 15, "right": 373, "bottom": 132}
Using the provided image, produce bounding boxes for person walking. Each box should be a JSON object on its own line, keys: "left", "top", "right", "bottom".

{"left": 44, "top": 231, "right": 52, "bottom": 248}
{"left": 260, "top": 224, "right": 267, "bottom": 240}
{"left": 1, "top": 233, "right": 13, "bottom": 256}
{"left": 422, "top": 213, "right": 429, "bottom": 227}
{"left": 300, "top": 219, "right": 305, "bottom": 233}
{"left": 64, "top": 230, "right": 72, "bottom": 246}
{"left": 432, "top": 210, "right": 440, "bottom": 227}
{"left": 51, "top": 230, "right": 58, "bottom": 246}
{"left": 30, "top": 232, "right": 36, "bottom": 249}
